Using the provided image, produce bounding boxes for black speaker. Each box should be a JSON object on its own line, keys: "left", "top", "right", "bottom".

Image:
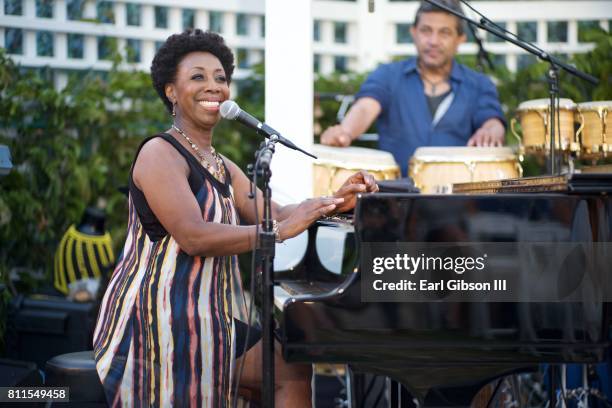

{"left": 0, "top": 359, "right": 42, "bottom": 387}
{"left": 0, "top": 359, "right": 45, "bottom": 407}
{"left": 5, "top": 295, "right": 98, "bottom": 369}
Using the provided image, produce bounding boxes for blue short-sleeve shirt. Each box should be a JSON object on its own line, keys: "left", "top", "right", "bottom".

{"left": 355, "top": 57, "right": 505, "bottom": 176}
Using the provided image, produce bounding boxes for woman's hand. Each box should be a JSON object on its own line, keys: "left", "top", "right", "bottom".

{"left": 278, "top": 197, "right": 344, "bottom": 240}
{"left": 333, "top": 170, "right": 379, "bottom": 213}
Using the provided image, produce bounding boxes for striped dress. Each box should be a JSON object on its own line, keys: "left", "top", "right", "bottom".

{"left": 93, "top": 133, "right": 247, "bottom": 407}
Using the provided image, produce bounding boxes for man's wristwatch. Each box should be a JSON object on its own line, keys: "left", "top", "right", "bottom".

{"left": 272, "top": 219, "right": 283, "bottom": 243}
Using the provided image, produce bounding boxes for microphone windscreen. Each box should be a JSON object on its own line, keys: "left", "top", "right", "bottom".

{"left": 220, "top": 100, "right": 240, "bottom": 120}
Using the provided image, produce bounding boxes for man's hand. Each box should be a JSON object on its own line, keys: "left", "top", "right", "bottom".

{"left": 332, "top": 170, "right": 379, "bottom": 213}
{"left": 320, "top": 125, "right": 352, "bottom": 147}
{"left": 467, "top": 118, "right": 505, "bottom": 147}
{"left": 320, "top": 97, "right": 381, "bottom": 147}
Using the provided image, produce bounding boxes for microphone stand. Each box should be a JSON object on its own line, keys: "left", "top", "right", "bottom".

{"left": 249, "top": 135, "right": 278, "bottom": 408}
{"left": 423, "top": 0, "right": 598, "bottom": 176}
{"left": 547, "top": 63, "right": 561, "bottom": 174}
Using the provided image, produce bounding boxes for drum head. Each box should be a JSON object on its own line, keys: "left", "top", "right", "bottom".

{"left": 577, "top": 101, "right": 612, "bottom": 111}
{"left": 412, "top": 146, "right": 518, "bottom": 162}
{"left": 517, "top": 98, "right": 576, "bottom": 111}
{"left": 312, "top": 144, "right": 398, "bottom": 170}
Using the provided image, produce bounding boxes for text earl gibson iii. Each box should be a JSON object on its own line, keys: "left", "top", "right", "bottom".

{"left": 369, "top": 254, "right": 508, "bottom": 292}
{"left": 372, "top": 279, "right": 507, "bottom": 292}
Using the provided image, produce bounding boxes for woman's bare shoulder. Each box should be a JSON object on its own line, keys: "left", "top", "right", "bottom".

{"left": 133, "top": 136, "right": 189, "bottom": 189}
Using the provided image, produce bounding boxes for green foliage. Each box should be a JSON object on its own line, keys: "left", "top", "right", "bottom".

{"left": 314, "top": 71, "right": 369, "bottom": 140}
{"left": 459, "top": 29, "right": 611, "bottom": 107}
{"left": 0, "top": 49, "right": 261, "bottom": 292}
{"left": 0, "top": 51, "right": 156, "bottom": 290}
{"left": 561, "top": 29, "right": 612, "bottom": 101}
{"left": 492, "top": 29, "right": 611, "bottom": 126}
{"left": 0, "top": 286, "right": 10, "bottom": 351}
{"left": 214, "top": 63, "right": 265, "bottom": 165}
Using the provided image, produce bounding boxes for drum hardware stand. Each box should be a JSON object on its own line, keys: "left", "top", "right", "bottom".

{"left": 328, "top": 365, "right": 352, "bottom": 408}
{"left": 557, "top": 364, "right": 610, "bottom": 408}
{"left": 566, "top": 155, "right": 576, "bottom": 175}
{"left": 549, "top": 365, "right": 559, "bottom": 408}
{"left": 426, "top": 0, "right": 598, "bottom": 176}
{"left": 546, "top": 62, "right": 561, "bottom": 175}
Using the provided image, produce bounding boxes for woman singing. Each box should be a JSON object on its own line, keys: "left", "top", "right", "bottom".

{"left": 93, "top": 29, "right": 378, "bottom": 407}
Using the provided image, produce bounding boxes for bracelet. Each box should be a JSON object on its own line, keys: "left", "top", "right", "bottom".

{"left": 272, "top": 220, "right": 283, "bottom": 243}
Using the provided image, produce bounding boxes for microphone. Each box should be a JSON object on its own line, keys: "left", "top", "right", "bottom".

{"left": 220, "top": 100, "right": 317, "bottom": 159}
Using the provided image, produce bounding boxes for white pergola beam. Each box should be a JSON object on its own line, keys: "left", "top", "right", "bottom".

{"left": 265, "top": 0, "right": 313, "bottom": 202}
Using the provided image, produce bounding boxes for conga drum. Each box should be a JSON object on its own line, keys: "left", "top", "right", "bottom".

{"left": 311, "top": 144, "right": 400, "bottom": 196}
{"left": 511, "top": 98, "right": 579, "bottom": 154}
{"left": 409, "top": 147, "right": 522, "bottom": 194}
{"left": 576, "top": 101, "right": 611, "bottom": 157}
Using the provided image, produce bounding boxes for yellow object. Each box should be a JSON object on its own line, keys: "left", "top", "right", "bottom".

{"left": 53, "top": 225, "right": 115, "bottom": 294}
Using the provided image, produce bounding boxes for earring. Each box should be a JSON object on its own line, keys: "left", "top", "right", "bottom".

{"left": 172, "top": 103, "right": 176, "bottom": 117}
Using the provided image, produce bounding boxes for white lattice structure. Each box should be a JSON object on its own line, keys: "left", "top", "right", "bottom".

{"left": 312, "top": 0, "right": 611, "bottom": 73}
{"left": 0, "top": 0, "right": 266, "bottom": 89}
{"left": 0, "top": 0, "right": 610, "bottom": 81}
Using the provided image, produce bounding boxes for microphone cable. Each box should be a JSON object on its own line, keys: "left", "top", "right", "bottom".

{"left": 465, "top": 20, "right": 494, "bottom": 72}
{"left": 232, "top": 147, "right": 265, "bottom": 408}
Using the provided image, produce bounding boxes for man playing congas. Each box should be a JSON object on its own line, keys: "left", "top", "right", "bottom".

{"left": 320, "top": 0, "right": 506, "bottom": 176}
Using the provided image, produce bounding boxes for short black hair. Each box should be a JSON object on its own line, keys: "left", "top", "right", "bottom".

{"left": 414, "top": 0, "right": 466, "bottom": 35}
{"left": 151, "top": 29, "right": 235, "bottom": 113}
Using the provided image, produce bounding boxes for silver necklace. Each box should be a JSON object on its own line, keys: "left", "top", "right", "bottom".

{"left": 417, "top": 62, "right": 450, "bottom": 96}
{"left": 421, "top": 74, "right": 448, "bottom": 96}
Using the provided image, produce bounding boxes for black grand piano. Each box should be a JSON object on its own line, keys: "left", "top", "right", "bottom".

{"left": 273, "top": 190, "right": 612, "bottom": 406}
